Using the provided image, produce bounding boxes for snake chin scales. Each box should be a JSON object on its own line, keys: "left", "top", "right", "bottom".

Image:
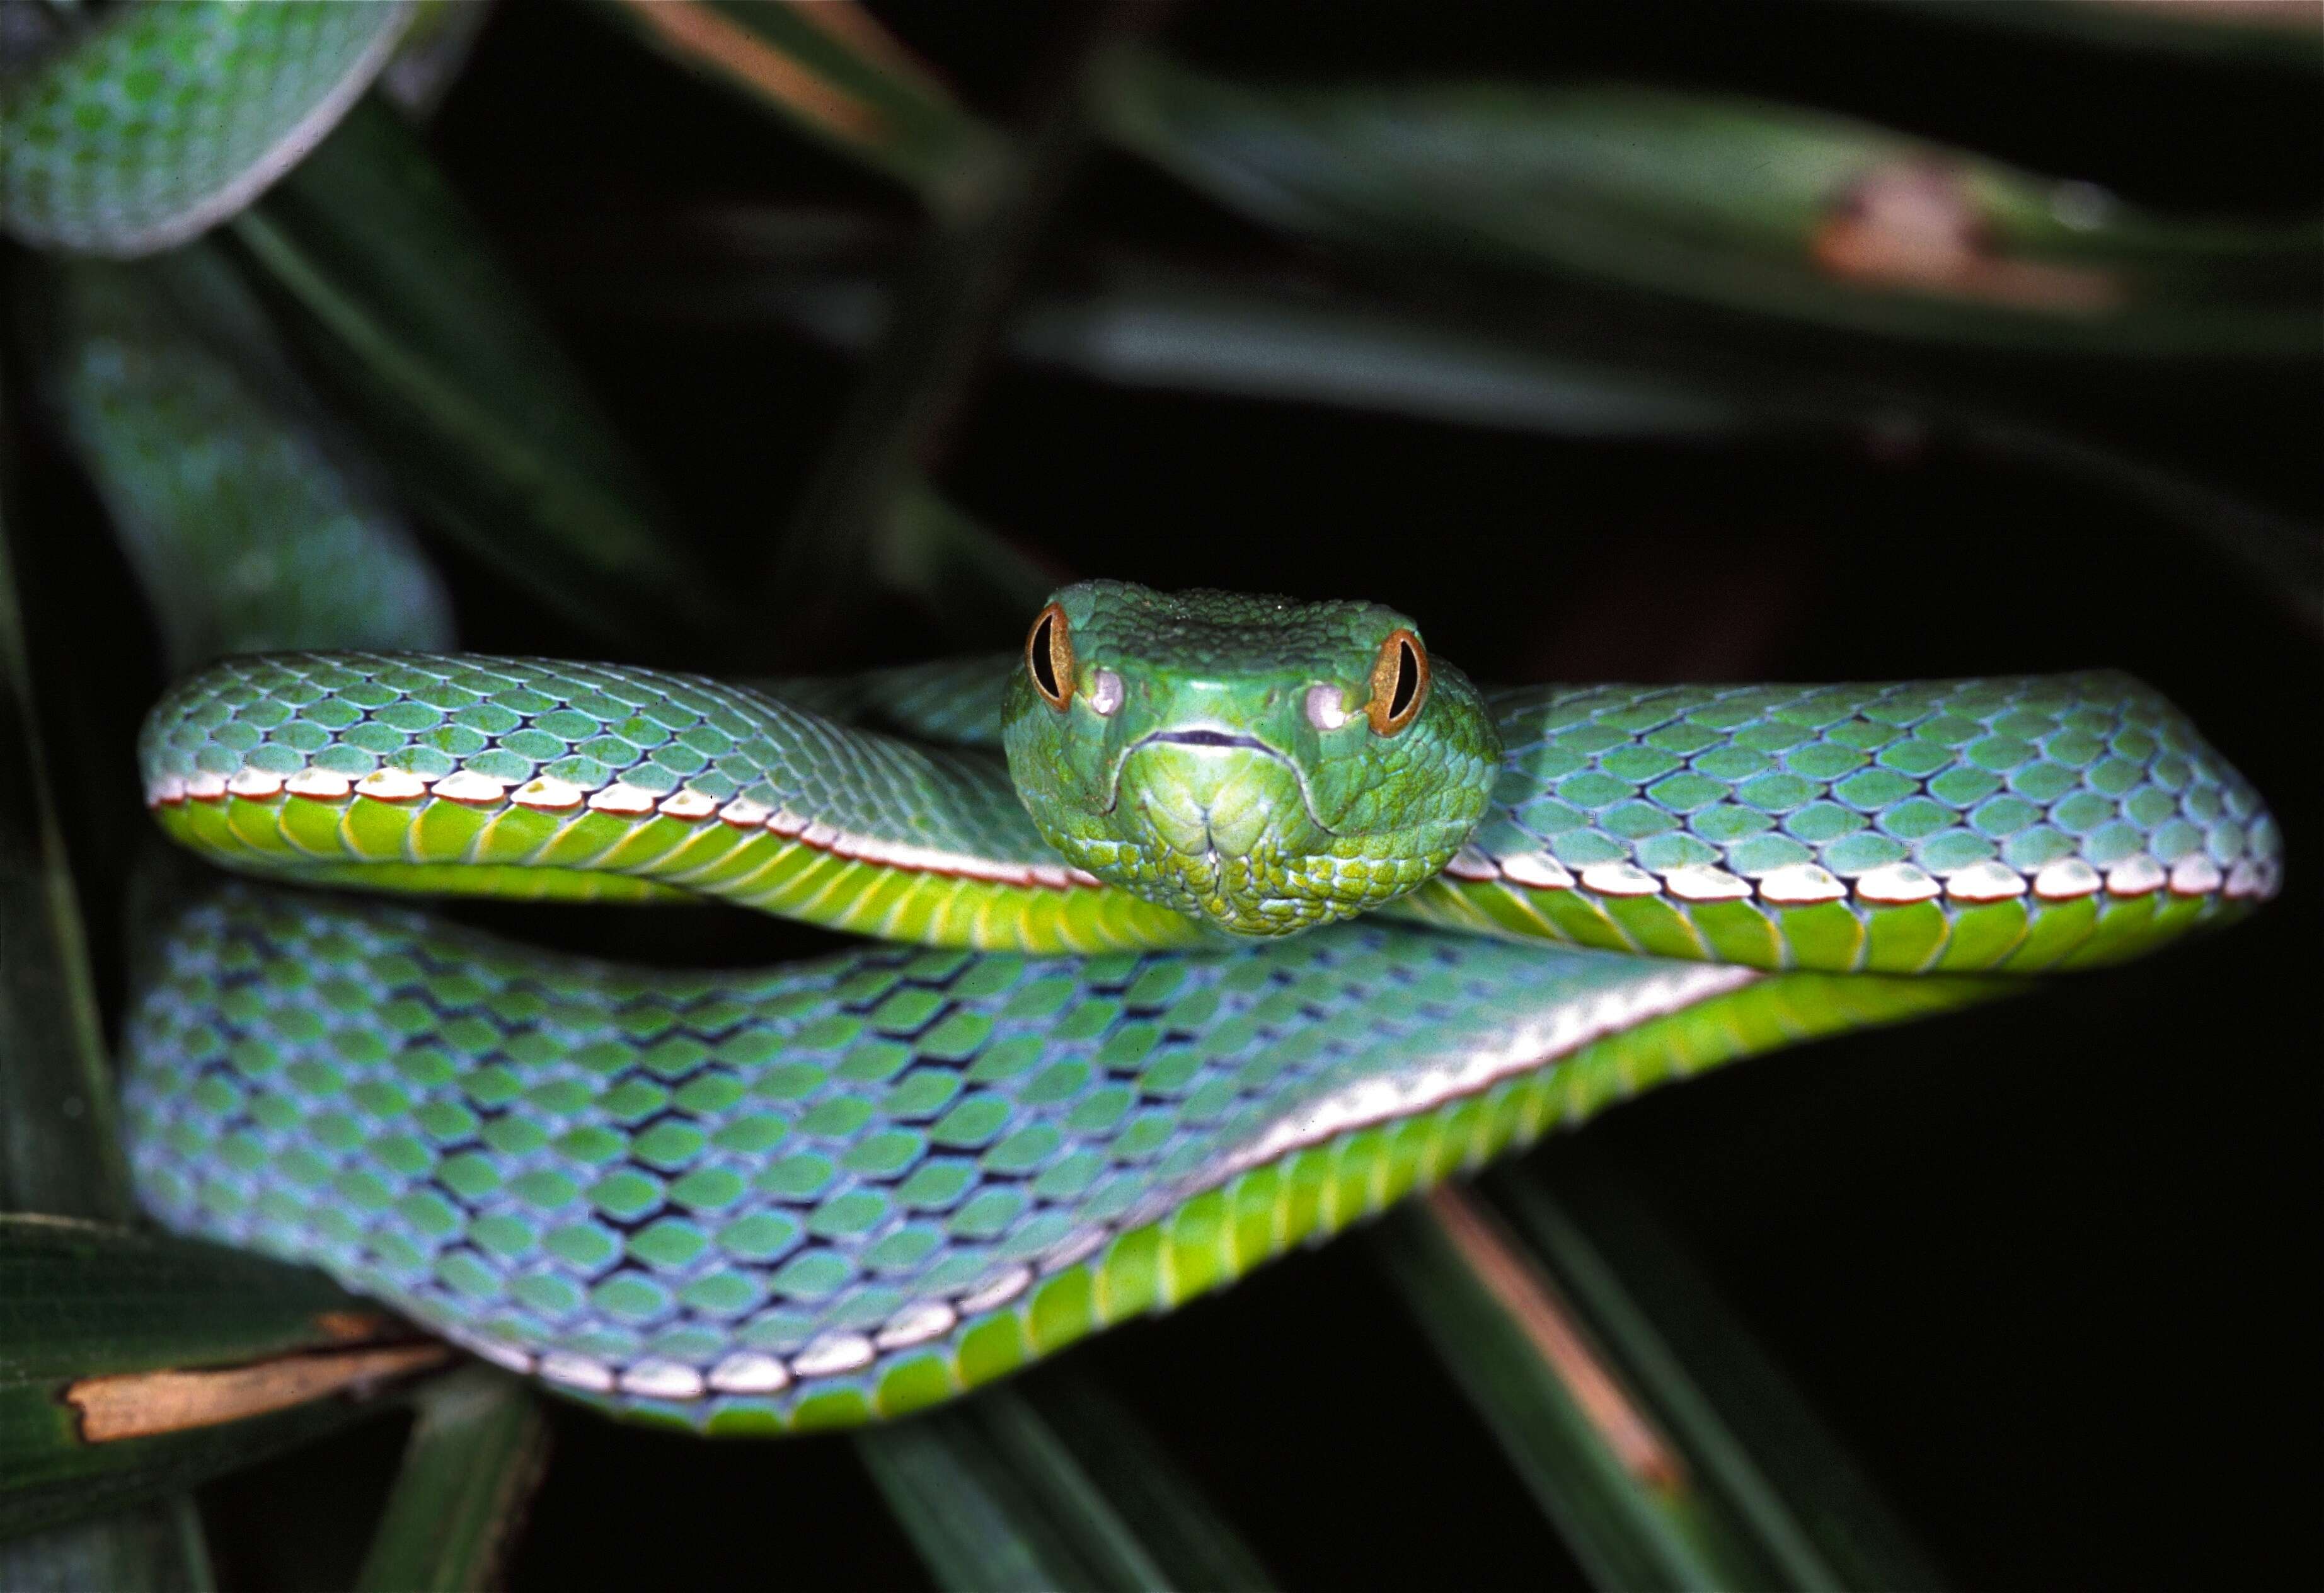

{"left": 1003, "top": 581, "right": 1502, "bottom": 936}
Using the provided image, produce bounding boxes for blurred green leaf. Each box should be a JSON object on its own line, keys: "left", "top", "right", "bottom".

{"left": 875, "top": 486, "right": 1059, "bottom": 643}
{"left": 761, "top": 7, "right": 1167, "bottom": 650}
{"left": 1872, "top": 0, "right": 2324, "bottom": 70}
{"left": 353, "top": 1369, "right": 549, "bottom": 1593}
{"left": 1100, "top": 59, "right": 2321, "bottom": 356}
{"left": 599, "top": 236, "right": 2317, "bottom": 629}
{"left": 232, "top": 96, "right": 722, "bottom": 648}
{"left": 1492, "top": 1148, "right": 1946, "bottom": 1590}
{"left": 0, "top": 277, "right": 121, "bottom": 1222}
{"left": 583, "top": 0, "right": 1006, "bottom": 206}
{"left": 1381, "top": 1191, "right": 1809, "bottom": 1590}
{"left": 1378, "top": 1170, "right": 1945, "bottom": 1590}
{"left": 0, "top": 1497, "right": 215, "bottom": 1593}
{"left": 601, "top": 244, "right": 1750, "bottom": 440}
{"left": 0, "top": 1216, "right": 444, "bottom": 1541}
{"left": 38, "top": 253, "right": 457, "bottom": 673}
{"left": 857, "top": 1376, "right": 1268, "bottom": 1592}
{"left": 0, "top": 277, "right": 216, "bottom": 1593}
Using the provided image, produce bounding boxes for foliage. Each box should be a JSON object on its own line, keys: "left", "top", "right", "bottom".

{"left": 1, "top": 1, "right": 2313, "bottom": 1587}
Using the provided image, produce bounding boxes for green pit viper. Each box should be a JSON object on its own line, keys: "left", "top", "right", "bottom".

{"left": 124, "top": 585, "right": 2280, "bottom": 1434}
{"left": 6, "top": 1, "right": 2284, "bottom": 1438}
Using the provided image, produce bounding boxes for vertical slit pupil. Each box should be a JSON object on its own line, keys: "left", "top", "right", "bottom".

{"left": 1389, "top": 640, "right": 1419, "bottom": 718}
{"left": 1031, "top": 614, "right": 1061, "bottom": 700}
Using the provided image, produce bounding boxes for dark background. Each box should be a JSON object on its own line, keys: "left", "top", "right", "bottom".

{"left": 113, "top": 1, "right": 2315, "bottom": 1586}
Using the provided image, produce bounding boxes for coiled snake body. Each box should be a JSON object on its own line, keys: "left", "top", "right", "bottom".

{"left": 125, "top": 585, "right": 2279, "bottom": 1432}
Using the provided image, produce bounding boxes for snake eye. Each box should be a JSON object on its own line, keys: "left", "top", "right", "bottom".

{"left": 1026, "top": 602, "right": 1074, "bottom": 711}
{"left": 1366, "top": 629, "right": 1429, "bottom": 736}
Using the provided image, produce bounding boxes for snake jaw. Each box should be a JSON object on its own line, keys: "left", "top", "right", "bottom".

{"left": 1102, "top": 726, "right": 1339, "bottom": 840}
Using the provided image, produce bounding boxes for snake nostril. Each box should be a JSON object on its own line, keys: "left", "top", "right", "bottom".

{"left": 1305, "top": 684, "right": 1352, "bottom": 732}
{"left": 1091, "top": 669, "right": 1124, "bottom": 715}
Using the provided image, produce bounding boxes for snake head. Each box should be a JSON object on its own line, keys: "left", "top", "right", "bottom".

{"left": 1002, "top": 580, "right": 1502, "bottom": 936}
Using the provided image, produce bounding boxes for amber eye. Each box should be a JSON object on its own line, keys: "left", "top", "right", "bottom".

{"left": 1025, "top": 602, "right": 1075, "bottom": 711}
{"left": 1366, "top": 628, "right": 1428, "bottom": 735}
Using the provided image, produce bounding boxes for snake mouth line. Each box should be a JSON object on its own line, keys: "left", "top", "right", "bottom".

{"left": 1102, "top": 727, "right": 1339, "bottom": 836}
{"left": 1139, "top": 729, "right": 1274, "bottom": 752}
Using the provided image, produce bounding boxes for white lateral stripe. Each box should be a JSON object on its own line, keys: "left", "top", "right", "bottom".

{"left": 225, "top": 768, "right": 284, "bottom": 799}
{"left": 751, "top": 811, "right": 1083, "bottom": 891}
{"left": 437, "top": 1322, "right": 534, "bottom": 1376}
{"left": 284, "top": 768, "right": 352, "bottom": 800}
{"left": 1856, "top": 862, "right": 1941, "bottom": 904}
{"left": 1579, "top": 862, "right": 1659, "bottom": 897}
{"left": 2032, "top": 859, "right": 2102, "bottom": 900}
{"left": 2105, "top": 856, "right": 2165, "bottom": 896}
{"left": 1757, "top": 864, "right": 1846, "bottom": 905}
{"left": 354, "top": 768, "right": 427, "bottom": 801}
{"left": 873, "top": 1301, "right": 958, "bottom": 1352}
{"left": 788, "top": 1333, "right": 876, "bottom": 1379}
{"left": 1499, "top": 851, "right": 1575, "bottom": 890}
{"left": 513, "top": 776, "right": 586, "bottom": 811}
{"left": 151, "top": 774, "right": 189, "bottom": 806}
{"left": 618, "top": 1359, "right": 707, "bottom": 1400}
{"left": 2167, "top": 855, "right": 2222, "bottom": 896}
{"left": 1038, "top": 1226, "right": 1110, "bottom": 1274}
{"left": 1945, "top": 860, "right": 2028, "bottom": 902}
{"left": 1442, "top": 844, "right": 1502, "bottom": 882}
{"left": 430, "top": 769, "right": 507, "bottom": 805}
{"left": 657, "top": 789, "right": 718, "bottom": 820}
{"left": 1209, "top": 963, "right": 1756, "bottom": 1188}
{"left": 708, "top": 1352, "right": 790, "bottom": 1395}
{"left": 185, "top": 771, "right": 227, "bottom": 800}
{"left": 1663, "top": 865, "right": 1751, "bottom": 902}
{"left": 585, "top": 782, "right": 655, "bottom": 815}
{"left": 955, "top": 1264, "right": 1033, "bottom": 1317}
{"left": 537, "top": 1350, "right": 616, "bottom": 1393}
{"left": 719, "top": 797, "right": 773, "bottom": 828}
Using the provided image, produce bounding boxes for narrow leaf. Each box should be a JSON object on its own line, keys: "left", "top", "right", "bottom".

{"left": 1493, "top": 1150, "right": 1945, "bottom": 1590}
{"left": 1378, "top": 1190, "right": 1780, "bottom": 1590}
{"left": 764, "top": 5, "right": 1171, "bottom": 647}
{"left": 583, "top": 0, "right": 1004, "bottom": 204}
{"left": 39, "top": 253, "right": 456, "bottom": 673}
{"left": 856, "top": 1396, "right": 1095, "bottom": 1593}
{"left": 1872, "top": 0, "right": 2324, "bottom": 70}
{"left": 0, "top": 1497, "right": 215, "bottom": 1593}
{"left": 858, "top": 1376, "right": 1268, "bottom": 1593}
{"left": 588, "top": 238, "right": 2317, "bottom": 629}
{"left": 0, "top": 250, "right": 215, "bottom": 1592}
{"left": 233, "top": 97, "right": 721, "bottom": 647}
{"left": 1379, "top": 1172, "right": 1945, "bottom": 1591}
{"left": 651, "top": 251, "right": 1749, "bottom": 440}
{"left": 1019, "top": 1370, "right": 1273, "bottom": 1592}
{"left": 0, "top": 260, "right": 124, "bottom": 1222}
{"left": 874, "top": 486, "right": 1061, "bottom": 643}
{"left": 353, "top": 1369, "right": 549, "bottom": 1593}
{"left": 0, "top": 1216, "right": 446, "bottom": 1541}
{"left": 1100, "top": 59, "right": 2321, "bottom": 356}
